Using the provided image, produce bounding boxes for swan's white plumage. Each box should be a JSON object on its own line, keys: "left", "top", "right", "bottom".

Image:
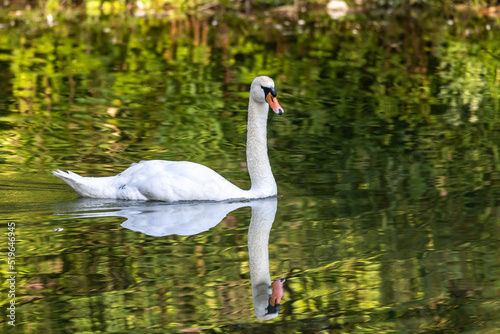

{"left": 54, "top": 160, "right": 247, "bottom": 201}
{"left": 53, "top": 76, "right": 283, "bottom": 202}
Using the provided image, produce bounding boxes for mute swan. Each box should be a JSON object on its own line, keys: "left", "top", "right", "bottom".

{"left": 53, "top": 76, "right": 284, "bottom": 202}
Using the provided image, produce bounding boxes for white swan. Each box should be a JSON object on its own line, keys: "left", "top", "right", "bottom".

{"left": 53, "top": 76, "right": 284, "bottom": 202}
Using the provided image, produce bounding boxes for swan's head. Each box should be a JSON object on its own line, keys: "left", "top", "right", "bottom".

{"left": 250, "top": 76, "right": 284, "bottom": 115}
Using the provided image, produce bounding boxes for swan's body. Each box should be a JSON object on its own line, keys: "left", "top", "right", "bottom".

{"left": 53, "top": 76, "right": 284, "bottom": 202}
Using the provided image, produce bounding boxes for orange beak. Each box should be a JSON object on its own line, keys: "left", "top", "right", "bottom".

{"left": 266, "top": 93, "right": 284, "bottom": 115}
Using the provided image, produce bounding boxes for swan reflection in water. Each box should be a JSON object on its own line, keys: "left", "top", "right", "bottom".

{"left": 54, "top": 197, "right": 284, "bottom": 320}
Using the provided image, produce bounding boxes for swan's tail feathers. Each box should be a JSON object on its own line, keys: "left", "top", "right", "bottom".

{"left": 52, "top": 170, "right": 111, "bottom": 198}
{"left": 52, "top": 169, "right": 82, "bottom": 183}
{"left": 52, "top": 170, "right": 86, "bottom": 196}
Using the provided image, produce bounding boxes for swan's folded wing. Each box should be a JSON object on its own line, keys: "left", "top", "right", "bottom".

{"left": 117, "top": 160, "right": 247, "bottom": 201}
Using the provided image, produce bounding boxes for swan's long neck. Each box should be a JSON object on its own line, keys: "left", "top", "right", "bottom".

{"left": 246, "top": 98, "right": 277, "bottom": 197}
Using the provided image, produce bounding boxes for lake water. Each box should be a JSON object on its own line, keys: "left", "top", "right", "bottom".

{"left": 1, "top": 3, "right": 500, "bottom": 333}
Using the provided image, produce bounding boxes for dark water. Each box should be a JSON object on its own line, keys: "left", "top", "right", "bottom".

{"left": 1, "top": 3, "right": 500, "bottom": 333}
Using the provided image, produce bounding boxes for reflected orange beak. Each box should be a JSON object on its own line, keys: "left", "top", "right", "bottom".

{"left": 269, "top": 279, "right": 285, "bottom": 306}
{"left": 266, "top": 93, "right": 284, "bottom": 115}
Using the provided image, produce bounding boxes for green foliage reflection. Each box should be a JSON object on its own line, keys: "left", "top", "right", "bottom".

{"left": 0, "top": 2, "right": 500, "bottom": 333}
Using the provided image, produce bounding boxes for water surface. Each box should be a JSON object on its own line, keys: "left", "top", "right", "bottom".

{"left": 1, "top": 3, "right": 500, "bottom": 333}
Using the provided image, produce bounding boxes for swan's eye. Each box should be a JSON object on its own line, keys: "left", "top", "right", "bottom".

{"left": 262, "top": 86, "right": 277, "bottom": 99}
